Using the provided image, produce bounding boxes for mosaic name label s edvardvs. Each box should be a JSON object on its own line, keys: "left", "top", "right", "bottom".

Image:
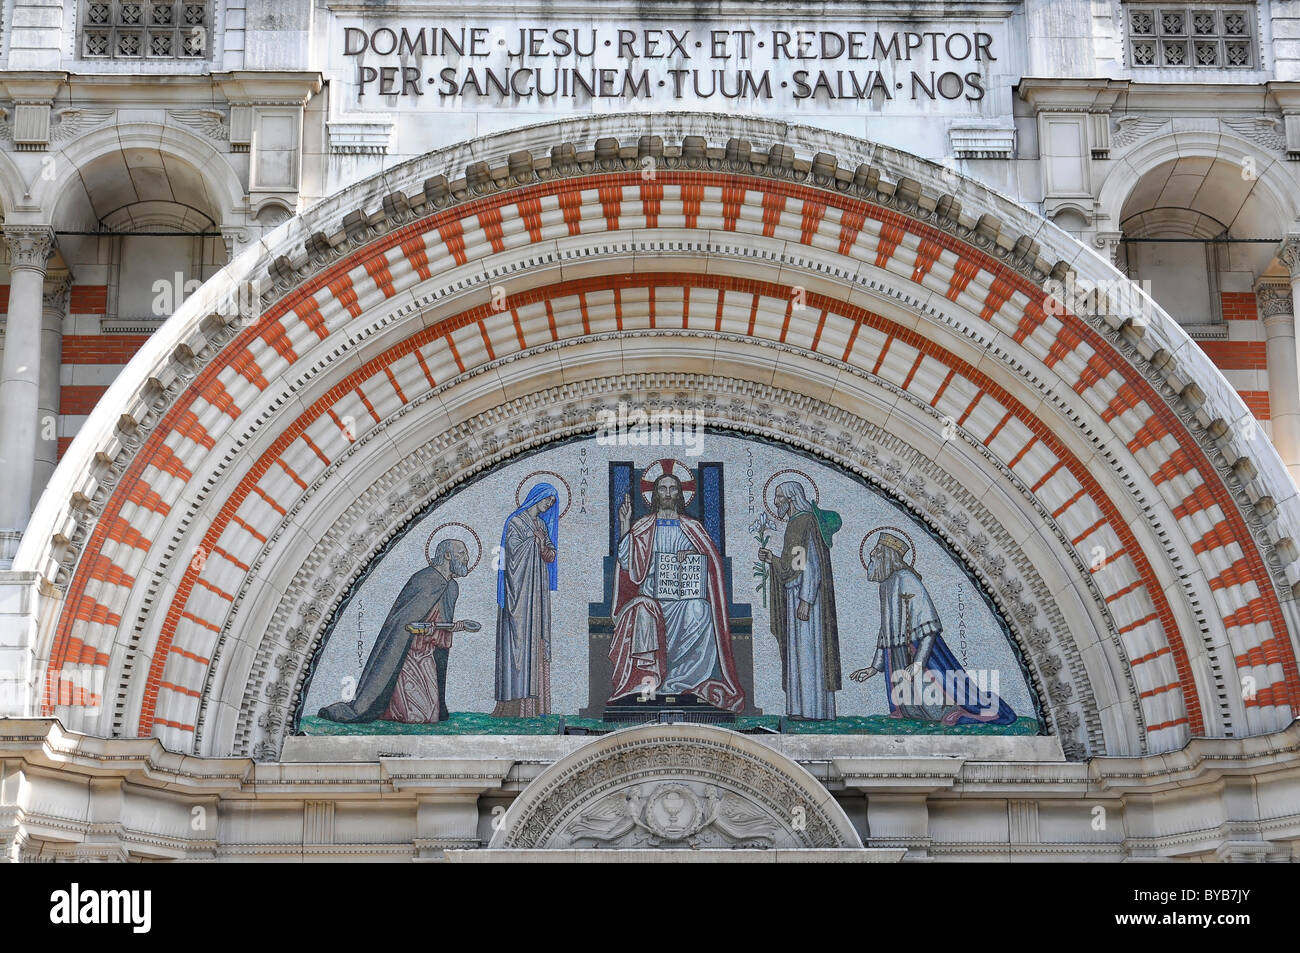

{"left": 342, "top": 25, "right": 997, "bottom": 103}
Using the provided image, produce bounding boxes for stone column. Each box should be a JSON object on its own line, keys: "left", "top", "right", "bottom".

{"left": 1256, "top": 277, "right": 1300, "bottom": 482}
{"left": 31, "top": 274, "right": 69, "bottom": 512}
{"left": 1273, "top": 235, "right": 1300, "bottom": 483}
{"left": 0, "top": 226, "right": 53, "bottom": 568}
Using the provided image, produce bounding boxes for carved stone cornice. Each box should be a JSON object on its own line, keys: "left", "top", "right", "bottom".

{"left": 3, "top": 225, "right": 54, "bottom": 275}
{"left": 211, "top": 70, "right": 323, "bottom": 108}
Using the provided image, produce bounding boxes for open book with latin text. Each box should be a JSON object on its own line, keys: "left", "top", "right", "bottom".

{"left": 655, "top": 552, "right": 705, "bottom": 600}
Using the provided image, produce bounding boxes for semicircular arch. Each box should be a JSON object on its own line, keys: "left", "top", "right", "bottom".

{"left": 34, "top": 121, "right": 246, "bottom": 230}
{"left": 488, "top": 723, "right": 865, "bottom": 850}
{"left": 1099, "top": 130, "right": 1300, "bottom": 236}
{"left": 21, "top": 113, "right": 1300, "bottom": 761}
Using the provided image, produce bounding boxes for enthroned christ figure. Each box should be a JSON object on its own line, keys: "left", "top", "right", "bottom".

{"left": 608, "top": 473, "right": 745, "bottom": 713}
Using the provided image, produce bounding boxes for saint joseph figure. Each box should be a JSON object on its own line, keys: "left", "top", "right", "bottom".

{"left": 608, "top": 474, "right": 745, "bottom": 713}
{"left": 850, "top": 532, "right": 1016, "bottom": 725}
{"left": 760, "top": 481, "right": 842, "bottom": 720}
{"left": 492, "top": 483, "right": 559, "bottom": 717}
{"left": 319, "top": 538, "right": 474, "bottom": 724}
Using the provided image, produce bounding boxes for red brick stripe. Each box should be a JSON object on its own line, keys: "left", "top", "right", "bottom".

{"left": 274, "top": 459, "right": 308, "bottom": 490}
{"left": 62, "top": 335, "right": 149, "bottom": 364}
{"left": 330, "top": 273, "right": 363, "bottom": 316}
{"left": 557, "top": 188, "right": 583, "bottom": 235}
{"left": 1007, "top": 437, "right": 1037, "bottom": 470}
{"left": 361, "top": 255, "right": 395, "bottom": 300}
{"left": 681, "top": 183, "right": 703, "bottom": 229}
{"left": 875, "top": 222, "right": 905, "bottom": 267}
{"left": 722, "top": 185, "right": 745, "bottom": 231}
{"left": 384, "top": 366, "right": 408, "bottom": 404}
{"left": 517, "top": 196, "right": 544, "bottom": 242}
{"left": 1124, "top": 621, "right": 1164, "bottom": 642}
{"left": 194, "top": 578, "right": 234, "bottom": 602}
{"left": 980, "top": 276, "right": 1015, "bottom": 321}
{"left": 1173, "top": 483, "right": 1219, "bottom": 520}
{"left": 761, "top": 192, "right": 786, "bottom": 238}
{"left": 439, "top": 219, "right": 468, "bottom": 265}
{"left": 478, "top": 206, "right": 506, "bottom": 254}
{"left": 947, "top": 257, "right": 980, "bottom": 300}
{"left": 838, "top": 208, "right": 866, "bottom": 255}
{"left": 69, "top": 285, "right": 108, "bottom": 315}
{"left": 598, "top": 185, "right": 622, "bottom": 231}
{"left": 799, "top": 201, "right": 825, "bottom": 245}
{"left": 1238, "top": 390, "right": 1270, "bottom": 420}
{"left": 641, "top": 181, "right": 663, "bottom": 228}
{"left": 1220, "top": 292, "right": 1257, "bottom": 321}
{"left": 60, "top": 385, "right": 108, "bottom": 416}
{"left": 84, "top": 553, "right": 134, "bottom": 589}
{"left": 1199, "top": 341, "right": 1266, "bottom": 370}
{"left": 400, "top": 236, "right": 432, "bottom": 281}
{"left": 912, "top": 239, "right": 942, "bottom": 283}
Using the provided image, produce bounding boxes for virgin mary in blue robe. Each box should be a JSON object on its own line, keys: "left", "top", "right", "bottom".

{"left": 491, "top": 483, "right": 559, "bottom": 717}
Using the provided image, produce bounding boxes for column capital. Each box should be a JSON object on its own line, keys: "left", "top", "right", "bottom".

{"left": 41, "top": 272, "right": 71, "bottom": 313}
{"left": 3, "top": 225, "right": 54, "bottom": 275}
{"left": 1278, "top": 235, "right": 1300, "bottom": 277}
{"left": 1255, "top": 276, "right": 1295, "bottom": 324}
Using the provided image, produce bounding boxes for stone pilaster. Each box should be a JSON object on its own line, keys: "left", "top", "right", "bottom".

{"left": 1271, "top": 237, "right": 1300, "bottom": 484}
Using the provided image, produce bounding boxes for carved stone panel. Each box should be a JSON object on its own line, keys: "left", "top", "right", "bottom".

{"left": 490, "top": 724, "right": 863, "bottom": 850}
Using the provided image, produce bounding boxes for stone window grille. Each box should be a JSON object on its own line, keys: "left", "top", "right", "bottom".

{"left": 80, "top": 1, "right": 211, "bottom": 60}
{"left": 1126, "top": 4, "right": 1255, "bottom": 69}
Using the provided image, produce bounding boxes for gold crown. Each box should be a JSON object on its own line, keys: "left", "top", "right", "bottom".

{"left": 875, "top": 532, "right": 909, "bottom": 556}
